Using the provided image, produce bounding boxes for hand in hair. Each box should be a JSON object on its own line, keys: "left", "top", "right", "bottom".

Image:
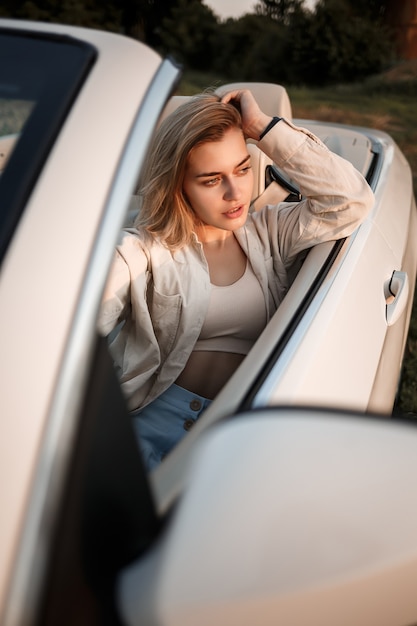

{"left": 221, "top": 89, "right": 272, "bottom": 142}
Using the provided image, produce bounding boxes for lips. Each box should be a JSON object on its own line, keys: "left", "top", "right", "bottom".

{"left": 224, "top": 205, "right": 244, "bottom": 218}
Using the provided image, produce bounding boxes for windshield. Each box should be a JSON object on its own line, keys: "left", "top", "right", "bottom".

{"left": 0, "top": 27, "right": 97, "bottom": 264}
{"left": 0, "top": 99, "right": 33, "bottom": 173}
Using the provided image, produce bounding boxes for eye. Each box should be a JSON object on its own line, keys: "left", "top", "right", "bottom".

{"left": 203, "top": 177, "right": 221, "bottom": 187}
{"left": 238, "top": 164, "right": 252, "bottom": 176}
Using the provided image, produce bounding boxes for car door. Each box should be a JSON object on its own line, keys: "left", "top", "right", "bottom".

{"left": 0, "top": 20, "right": 179, "bottom": 625}
{"left": 149, "top": 119, "right": 417, "bottom": 515}
{"left": 249, "top": 123, "right": 417, "bottom": 415}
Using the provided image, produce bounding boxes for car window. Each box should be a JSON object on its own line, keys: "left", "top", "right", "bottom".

{"left": 0, "top": 100, "right": 33, "bottom": 172}
{"left": 0, "top": 29, "right": 96, "bottom": 264}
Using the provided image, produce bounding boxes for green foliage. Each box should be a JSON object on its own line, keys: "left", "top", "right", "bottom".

{"left": 290, "top": 0, "right": 395, "bottom": 85}
{"left": 346, "top": 0, "right": 387, "bottom": 20}
{"left": 0, "top": 0, "right": 122, "bottom": 31}
{"left": 254, "top": 0, "right": 305, "bottom": 24}
{"left": 209, "top": 14, "right": 287, "bottom": 81}
{"left": 158, "top": 0, "right": 218, "bottom": 70}
{"left": 0, "top": 0, "right": 400, "bottom": 86}
{"left": 0, "top": 99, "right": 34, "bottom": 135}
{"left": 132, "top": 0, "right": 184, "bottom": 47}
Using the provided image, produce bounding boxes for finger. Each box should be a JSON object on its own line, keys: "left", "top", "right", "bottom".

{"left": 220, "top": 89, "right": 244, "bottom": 105}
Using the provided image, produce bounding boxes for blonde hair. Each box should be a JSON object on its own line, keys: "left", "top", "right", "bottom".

{"left": 135, "top": 93, "right": 243, "bottom": 249}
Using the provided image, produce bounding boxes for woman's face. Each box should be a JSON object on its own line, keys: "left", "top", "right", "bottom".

{"left": 183, "top": 127, "right": 254, "bottom": 236}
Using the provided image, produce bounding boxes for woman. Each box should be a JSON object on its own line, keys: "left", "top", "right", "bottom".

{"left": 98, "top": 89, "right": 374, "bottom": 469}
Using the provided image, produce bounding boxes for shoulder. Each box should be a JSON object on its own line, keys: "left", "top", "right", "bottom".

{"left": 109, "top": 229, "right": 153, "bottom": 275}
{"left": 116, "top": 227, "right": 190, "bottom": 270}
{"left": 244, "top": 203, "right": 300, "bottom": 249}
{"left": 247, "top": 204, "right": 284, "bottom": 229}
{"left": 116, "top": 227, "right": 164, "bottom": 257}
{"left": 240, "top": 209, "right": 277, "bottom": 251}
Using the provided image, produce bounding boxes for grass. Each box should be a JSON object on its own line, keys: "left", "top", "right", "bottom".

{"left": 0, "top": 99, "right": 34, "bottom": 135}
{"left": 179, "top": 65, "right": 417, "bottom": 415}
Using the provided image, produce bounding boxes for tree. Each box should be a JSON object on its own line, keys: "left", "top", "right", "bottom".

{"left": 347, "top": 0, "right": 388, "bottom": 20}
{"left": 0, "top": 0, "right": 121, "bottom": 32}
{"left": 124, "top": 0, "right": 184, "bottom": 45}
{"left": 290, "top": 0, "right": 394, "bottom": 84}
{"left": 0, "top": 0, "right": 398, "bottom": 83}
{"left": 254, "top": 0, "right": 305, "bottom": 23}
{"left": 158, "top": 0, "right": 218, "bottom": 70}
{"left": 211, "top": 13, "right": 290, "bottom": 82}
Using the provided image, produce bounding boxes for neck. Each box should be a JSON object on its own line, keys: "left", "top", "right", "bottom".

{"left": 195, "top": 224, "right": 234, "bottom": 246}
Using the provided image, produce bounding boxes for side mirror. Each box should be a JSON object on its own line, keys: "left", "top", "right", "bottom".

{"left": 119, "top": 407, "right": 417, "bottom": 626}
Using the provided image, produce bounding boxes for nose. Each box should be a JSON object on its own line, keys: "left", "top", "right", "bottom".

{"left": 223, "top": 176, "right": 241, "bottom": 201}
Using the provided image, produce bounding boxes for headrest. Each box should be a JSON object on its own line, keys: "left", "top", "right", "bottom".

{"left": 159, "top": 95, "right": 191, "bottom": 122}
{"left": 215, "top": 82, "right": 292, "bottom": 119}
{"left": 159, "top": 82, "right": 292, "bottom": 125}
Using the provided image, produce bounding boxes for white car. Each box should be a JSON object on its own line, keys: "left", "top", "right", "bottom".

{"left": 1, "top": 19, "right": 417, "bottom": 626}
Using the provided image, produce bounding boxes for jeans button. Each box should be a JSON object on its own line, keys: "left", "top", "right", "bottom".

{"left": 183, "top": 418, "right": 195, "bottom": 431}
{"left": 190, "top": 399, "right": 201, "bottom": 411}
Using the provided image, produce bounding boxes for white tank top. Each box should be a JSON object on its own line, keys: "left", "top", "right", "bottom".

{"left": 193, "top": 262, "right": 267, "bottom": 355}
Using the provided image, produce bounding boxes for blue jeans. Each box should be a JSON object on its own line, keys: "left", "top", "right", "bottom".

{"left": 132, "top": 384, "right": 211, "bottom": 471}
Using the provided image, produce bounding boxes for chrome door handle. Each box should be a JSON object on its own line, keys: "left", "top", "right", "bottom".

{"left": 385, "top": 271, "right": 409, "bottom": 326}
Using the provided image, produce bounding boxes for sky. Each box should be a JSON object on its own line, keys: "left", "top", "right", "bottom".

{"left": 203, "top": 0, "right": 257, "bottom": 20}
{"left": 204, "top": 0, "right": 316, "bottom": 19}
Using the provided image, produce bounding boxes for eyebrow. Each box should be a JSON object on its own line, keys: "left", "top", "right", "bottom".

{"left": 195, "top": 154, "right": 251, "bottom": 178}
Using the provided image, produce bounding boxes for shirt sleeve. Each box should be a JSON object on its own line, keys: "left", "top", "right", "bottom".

{"left": 97, "top": 250, "right": 132, "bottom": 336}
{"left": 256, "top": 118, "right": 375, "bottom": 265}
{"left": 97, "top": 230, "right": 150, "bottom": 337}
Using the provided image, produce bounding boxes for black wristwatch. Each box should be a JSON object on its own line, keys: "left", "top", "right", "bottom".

{"left": 259, "top": 116, "right": 282, "bottom": 140}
